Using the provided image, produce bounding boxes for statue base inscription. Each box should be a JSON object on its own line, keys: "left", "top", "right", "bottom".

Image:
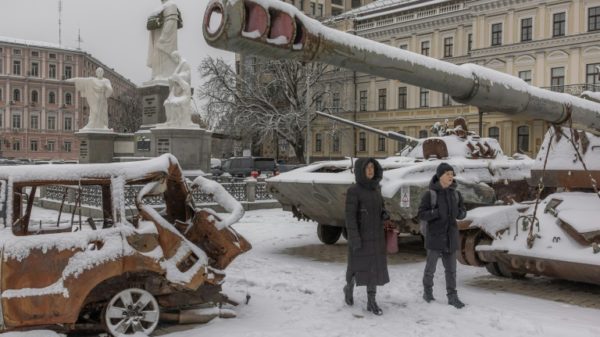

{"left": 76, "top": 131, "right": 117, "bottom": 163}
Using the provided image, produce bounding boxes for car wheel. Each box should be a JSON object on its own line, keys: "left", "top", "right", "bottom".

{"left": 103, "top": 288, "right": 160, "bottom": 336}
{"left": 317, "top": 224, "right": 342, "bottom": 245}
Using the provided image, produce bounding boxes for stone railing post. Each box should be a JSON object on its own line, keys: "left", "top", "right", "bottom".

{"left": 246, "top": 179, "right": 256, "bottom": 202}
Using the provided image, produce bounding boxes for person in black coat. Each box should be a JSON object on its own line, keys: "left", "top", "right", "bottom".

{"left": 343, "top": 158, "right": 390, "bottom": 315}
{"left": 418, "top": 162, "right": 467, "bottom": 309}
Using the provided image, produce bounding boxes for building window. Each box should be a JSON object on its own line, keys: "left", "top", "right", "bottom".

{"left": 491, "top": 23, "right": 502, "bottom": 46}
{"left": 377, "top": 135, "right": 386, "bottom": 152}
{"left": 590, "top": 6, "right": 600, "bottom": 31}
{"left": 518, "top": 70, "right": 532, "bottom": 84}
{"left": 65, "top": 92, "right": 73, "bottom": 105}
{"left": 467, "top": 33, "right": 472, "bottom": 52}
{"left": 332, "top": 92, "right": 340, "bottom": 111}
{"left": 13, "top": 60, "right": 21, "bottom": 75}
{"left": 419, "top": 130, "right": 428, "bottom": 138}
{"left": 49, "top": 91, "right": 56, "bottom": 104}
{"left": 332, "top": 134, "right": 340, "bottom": 153}
{"left": 521, "top": 18, "right": 533, "bottom": 42}
{"left": 488, "top": 126, "right": 500, "bottom": 141}
{"left": 358, "top": 132, "right": 366, "bottom": 152}
{"left": 49, "top": 64, "right": 57, "bottom": 79}
{"left": 419, "top": 88, "right": 429, "bottom": 107}
{"left": 442, "top": 93, "right": 452, "bottom": 106}
{"left": 30, "top": 62, "right": 39, "bottom": 77}
{"left": 359, "top": 90, "right": 367, "bottom": 111}
{"left": 396, "top": 131, "right": 407, "bottom": 152}
{"left": 421, "top": 41, "right": 430, "bottom": 56}
{"left": 517, "top": 125, "right": 529, "bottom": 152}
{"left": 64, "top": 65, "right": 72, "bottom": 80}
{"left": 47, "top": 141, "right": 55, "bottom": 152}
{"left": 378, "top": 88, "right": 387, "bottom": 110}
{"left": 64, "top": 116, "right": 72, "bottom": 131}
{"left": 443, "top": 37, "right": 453, "bottom": 57}
{"left": 47, "top": 116, "right": 56, "bottom": 130}
{"left": 314, "top": 133, "right": 322, "bottom": 152}
{"left": 31, "top": 90, "right": 39, "bottom": 103}
{"left": 12, "top": 140, "right": 20, "bottom": 152}
{"left": 30, "top": 115, "right": 39, "bottom": 129}
{"left": 12, "top": 114, "right": 21, "bottom": 129}
{"left": 553, "top": 12, "right": 565, "bottom": 37}
{"left": 585, "top": 63, "right": 600, "bottom": 90}
{"left": 398, "top": 87, "right": 407, "bottom": 109}
{"left": 30, "top": 140, "right": 38, "bottom": 152}
{"left": 551, "top": 67, "right": 565, "bottom": 92}
{"left": 12, "top": 89, "right": 21, "bottom": 102}
{"left": 64, "top": 141, "right": 72, "bottom": 153}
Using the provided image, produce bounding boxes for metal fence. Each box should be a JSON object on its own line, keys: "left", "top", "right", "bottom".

{"left": 41, "top": 180, "right": 273, "bottom": 207}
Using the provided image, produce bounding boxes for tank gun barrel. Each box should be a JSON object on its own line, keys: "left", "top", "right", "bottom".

{"left": 203, "top": 0, "right": 600, "bottom": 132}
{"left": 315, "top": 111, "right": 419, "bottom": 147}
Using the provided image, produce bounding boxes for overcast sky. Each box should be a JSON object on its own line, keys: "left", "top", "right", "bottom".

{"left": 0, "top": 0, "right": 235, "bottom": 87}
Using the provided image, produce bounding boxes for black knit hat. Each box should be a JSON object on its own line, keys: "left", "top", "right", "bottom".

{"left": 436, "top": 162, "right": 454, "bottom": 178}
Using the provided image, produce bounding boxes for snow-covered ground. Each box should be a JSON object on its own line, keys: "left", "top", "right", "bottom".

{"left": 3, "top": 208, "right": 600, "bottom": 337}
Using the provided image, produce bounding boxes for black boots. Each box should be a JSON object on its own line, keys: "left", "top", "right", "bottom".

{"left": 343, "top": 283, "right": 354, "bottom": 306}
{"left": 423, "top": 287, "right": 435, "bottom": 303}
{"left": 447, "top": 293, "right": 465, "bottom": 309}
{"left": 367, "top": 291, "right": 383, "bottom": 315}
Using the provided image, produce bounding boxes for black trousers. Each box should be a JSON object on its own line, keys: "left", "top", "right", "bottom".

{"left": 422, "top": 249, "right": 457, "bottom": 295}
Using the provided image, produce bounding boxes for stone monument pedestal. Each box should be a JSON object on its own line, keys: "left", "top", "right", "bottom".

{"left": 76, "top": 131, "right": 117, "bottom": 163}
{"left": 139, "top": 84, "right": 169, "bottom": 129}
{"left": 150, "top": 127, "right": 212, "bottom": 171}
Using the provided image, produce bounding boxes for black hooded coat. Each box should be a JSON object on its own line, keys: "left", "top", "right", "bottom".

{"left": 344, "top": 158, "right": 390, "bottom": 287}
{"left": 418, "top": 174, "right": 467, "bottom": 251}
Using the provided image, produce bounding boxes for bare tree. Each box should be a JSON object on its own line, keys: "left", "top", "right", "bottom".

{"left": 198, "top": 56, "right": 332, "bottom": 163}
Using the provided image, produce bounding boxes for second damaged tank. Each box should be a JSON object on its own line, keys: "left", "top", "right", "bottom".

{"left": 267, "top": 113, "right": 532, "bottom": 244}
{"left": 201, "top": 0, "right": 600, "bottom": 246}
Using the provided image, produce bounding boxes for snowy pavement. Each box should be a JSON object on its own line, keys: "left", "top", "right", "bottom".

{"left": 155, "top": 209, "right": 600, "bottom": 337}
{"left": 3, "top": 208, "right": 599, "bottom": 337}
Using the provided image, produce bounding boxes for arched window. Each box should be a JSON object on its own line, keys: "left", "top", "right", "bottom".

{"left": 517, "top": 126, "right": 529, "bottom": 152}
{"left": 48, "top": 91, "right": 56, "bottom": 104}
{"left": 65, "top": 92, "right": 72, "bottom": 105}
{"left": 488, "top": 126, "right": 499, "bottom": 140}
{"left": 31, "top": 90, "right": 39, "bottom": 103}
{"left": 13, "top": 89, "right": 20, "bottom": 102}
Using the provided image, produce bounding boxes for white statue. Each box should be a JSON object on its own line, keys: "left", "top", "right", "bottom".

{"left": 158, "top": 51, "right": 197, "bottom": 128}
{"left": 146, "top": 0, "right": 182, "bottom": 83}
{"left": 68, "top": 67, "right": 113, "bottom": 130}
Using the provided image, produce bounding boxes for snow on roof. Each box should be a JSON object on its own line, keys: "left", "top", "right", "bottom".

{"left": 477, "top": 192, "right": 600, "bottom": 266}
{"left": 0, "top": 36, "right": 79, "bottom": 52}
{"left": 328, "top": 0, "right": 452, "bottom": 21}
{"left": 0, "top": 154, "right": 179, "bottom": 183}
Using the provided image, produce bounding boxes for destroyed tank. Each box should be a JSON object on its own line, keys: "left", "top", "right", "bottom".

{"left": 201, "top": 0, "right": 600, "bottom": 267}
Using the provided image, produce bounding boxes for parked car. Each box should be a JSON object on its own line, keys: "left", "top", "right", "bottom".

{"left": 0, "top": 154, "right": 251, "bottom": 336}
{"left": 224, "top": 157, "right": 277, "bottom": 177}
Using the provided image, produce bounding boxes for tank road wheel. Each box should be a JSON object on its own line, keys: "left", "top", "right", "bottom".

{"left": 484, "top": 262, "right": 503, "bottom": 277}
{"left": 104, "top": 288, "right": 160, "bottom": 336}
{"left": 317, "top": 224, "right": 342, "bottom": 245}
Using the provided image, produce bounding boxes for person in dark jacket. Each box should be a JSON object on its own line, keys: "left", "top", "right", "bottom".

{"left": 343, "top": 158, "right": 390, "bottom": 315}
{"left": 418, "top": 162, "right": 467, "bottom": 309}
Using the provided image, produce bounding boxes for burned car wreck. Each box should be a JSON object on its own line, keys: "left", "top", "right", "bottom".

{"left": 0, "top": 154, "right": 251, "bottom": 335}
